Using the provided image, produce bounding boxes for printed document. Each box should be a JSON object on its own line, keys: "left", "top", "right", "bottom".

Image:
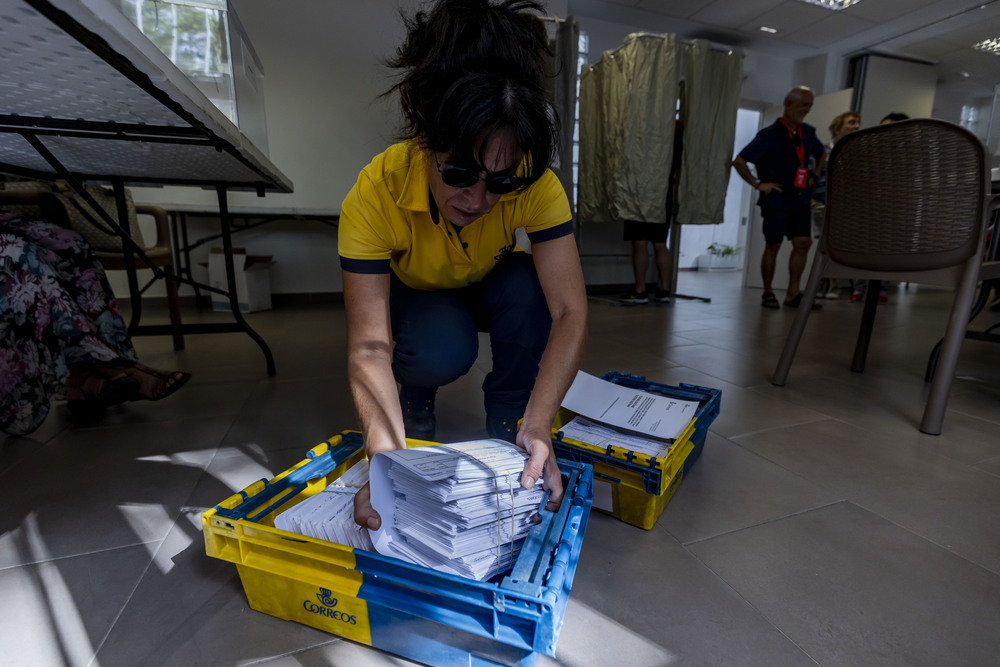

{"left": 561, "top": 371, "right": 699, "bottom": 442}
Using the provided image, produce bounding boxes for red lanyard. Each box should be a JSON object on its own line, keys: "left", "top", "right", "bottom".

{"left": 780, "top": 119, "right": 805, "bottom": 167}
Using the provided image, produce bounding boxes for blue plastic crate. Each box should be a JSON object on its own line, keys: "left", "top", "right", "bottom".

{"left": 203, "top": 431, "right": 594, "bottom": 666}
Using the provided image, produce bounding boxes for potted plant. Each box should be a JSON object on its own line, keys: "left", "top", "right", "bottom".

{"left": 699, "top": 243, "right": 741, "bottom": 271}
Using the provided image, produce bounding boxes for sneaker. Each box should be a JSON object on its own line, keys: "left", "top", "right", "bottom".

{"left": 824, "top": 290, "right": 839, "bottom": 300}
{"left": 848, "top": 291, "right": 863, "bottom": 303}
{"left": 486, "top": 415, "right": 519, "bottom": 444}
{"left": 399, "top": 386, "right": 436, "bottom": 441}
{"left": 619, "top": 290, "right": 649, "bottom": 305}
{"left": 653, "top": 290, "right": 671, "bottom": 303}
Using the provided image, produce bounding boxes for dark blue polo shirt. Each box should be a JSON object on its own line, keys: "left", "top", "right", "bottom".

{"left": 738, "top": 119, "right": 824, "bottom": 211}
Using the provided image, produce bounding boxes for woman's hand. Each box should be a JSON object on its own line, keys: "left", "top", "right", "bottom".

{"left": 353, "top": 481, "right": 382, "bottom": 530}
{"left": 516, "top": 422, "right": 564, "bottom": 513}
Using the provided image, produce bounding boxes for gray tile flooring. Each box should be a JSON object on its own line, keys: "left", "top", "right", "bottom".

{"left": 2, "top": 270, "right": 999, "bottom": 666}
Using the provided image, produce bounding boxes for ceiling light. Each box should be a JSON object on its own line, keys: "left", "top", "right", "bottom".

{"left": 760, "top": 26, "right": 778, "bottom": 34}
{"left": 796, "top": 0, "right": 862, "bottom": 10}
{"left": 973, "top": 37, "right": 1000, "bottom": 54}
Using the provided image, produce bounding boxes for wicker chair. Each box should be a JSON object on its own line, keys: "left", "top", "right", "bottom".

{"left": 0, "top": 184, "right": 184, "bottom": 351}
{"left": 771, "top": 118, "right": 1000, "bottom": 435}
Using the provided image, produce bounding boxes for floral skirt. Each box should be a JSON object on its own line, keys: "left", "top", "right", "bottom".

{"left": 1, "top": 212, "right": 137, "bottom": 436}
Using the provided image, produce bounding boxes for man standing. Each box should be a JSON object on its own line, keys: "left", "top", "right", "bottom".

{"left": 732, "top": 86, "right": 825, "bottom": 309}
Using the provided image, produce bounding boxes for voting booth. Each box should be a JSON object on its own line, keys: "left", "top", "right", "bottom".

{"left": 202, "top": 431, "right": 594, "bottom": 667}
{"left": 552, "top": 372, "right": 721, "bottom": 530}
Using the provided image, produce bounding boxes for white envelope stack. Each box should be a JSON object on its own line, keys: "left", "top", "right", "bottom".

{"left": 370, "top": 440, "right": 547, "bottom": 581}
{"left": 274, "top": 458, "right": 375, "bottom": 551}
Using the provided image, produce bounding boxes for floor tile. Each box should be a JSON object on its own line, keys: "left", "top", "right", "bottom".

{"left": 734, "top": 418, "right": 1000, "bottom": 575}
{"left": 688, "top": 502, "right": 1000, "bottom": 667}
{"left": 658, "top": 433, "right": 843, "bottom": 544}
{"left": 0, "top": 545, "right": 151, "bottom": 667}
{"left": 566, "top": 513, "right": 818, "bottom": 666}
{"left": 0, "top": 417, "right": 230, "bottom": 567}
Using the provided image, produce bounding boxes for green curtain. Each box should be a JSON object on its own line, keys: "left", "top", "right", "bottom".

{"left": 676, "top": 40, "right": 744, "bottom": 225}
{"left": 577, "top": 33, "right": 680, "bottom": 225}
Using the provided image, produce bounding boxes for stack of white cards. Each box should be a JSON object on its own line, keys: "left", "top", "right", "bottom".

{"left": 559, "top": 371, "right": 701, "bottom": 457}
{"left": 274, "top": 458, "right": 375, "bottom": 551}
{"left": 369, "top": 440, "right": 546, "bottom": 581}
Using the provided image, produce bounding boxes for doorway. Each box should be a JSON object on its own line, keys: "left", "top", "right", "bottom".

{"left": 677, "top": 107, "right": 760, "bottom": 271}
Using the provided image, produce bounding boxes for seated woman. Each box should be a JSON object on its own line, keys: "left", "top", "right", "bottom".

{"left": 1, "top": 208, "right": 190, "bottom": 437}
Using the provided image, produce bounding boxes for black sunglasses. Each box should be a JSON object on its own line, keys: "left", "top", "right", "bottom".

{"left": 435, "top": 154, "right": 523, "bottom": 195}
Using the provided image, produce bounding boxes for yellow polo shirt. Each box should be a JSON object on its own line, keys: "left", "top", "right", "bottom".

{"left": 339, "top": 141, "right": 573, "bottom": 291}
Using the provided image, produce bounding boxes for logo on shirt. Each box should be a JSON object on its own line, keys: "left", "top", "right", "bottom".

{"left": 495, "top": 243, "right": 514, "bottom": 262}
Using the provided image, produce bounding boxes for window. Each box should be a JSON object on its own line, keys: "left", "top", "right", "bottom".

{"left": 571, "top": 31, "right": 588, "bottom": 211}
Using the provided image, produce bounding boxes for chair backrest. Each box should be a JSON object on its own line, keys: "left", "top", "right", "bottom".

{"left": 824, "top": 118, "right": 988, "bottom": 272}
{"left": 0, "top": 180, "right": 142, "bottom": 251}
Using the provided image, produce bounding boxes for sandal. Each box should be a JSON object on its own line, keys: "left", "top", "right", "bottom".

{"left": 784, "top": 293, "right": 822, "bottom": 310}
{"left": 761, "top": 292, "right": 780, "bottom": 309}
{"left": 66, "top": 367, "right": 140, "bottom": 420}
{"left": 124, "top": 364, "right": 191, "bottom": 402}
{"left": 67, "top": 369, "right": 140, "bottom": 407}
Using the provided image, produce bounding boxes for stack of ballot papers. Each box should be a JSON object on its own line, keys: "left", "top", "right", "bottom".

{"left": 274, "top": 458, "right": 375, "bottom": 551}
{"left": 560, "top": 371, "right": 701, "bottom": 458}
{"left": 369, "top": 440, "right": 546, "bottom": 582}
{"left": 559, "top": 415, "right": 675, "bottom": 458}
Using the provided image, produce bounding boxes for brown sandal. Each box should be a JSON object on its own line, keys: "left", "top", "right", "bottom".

{"left": 65, "top": 366, "right": 140, "bottom": 420}
{"left": 124, "top": 364, "right": 191, "bottom": 402}
{"left": 67, "top": 367, "right": 139, "bottom": 407}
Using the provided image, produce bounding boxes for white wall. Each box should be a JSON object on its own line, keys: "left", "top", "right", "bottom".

{"left": 855, "top": 55, "right": 937, "bottom": 129}
{"left": 122, "top": 1, "right": 414, "bottom": 298}
{"left": 118, "top": 0, "right": 792, "bottom": 299}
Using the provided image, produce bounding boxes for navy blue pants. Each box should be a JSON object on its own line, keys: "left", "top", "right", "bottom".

{"left": 390, "top": 253, "right": 551, "bottom": 419}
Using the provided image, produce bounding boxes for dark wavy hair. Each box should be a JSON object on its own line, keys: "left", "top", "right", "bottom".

{"left": 385, "top": 0, "right": 557, "bottom": 187}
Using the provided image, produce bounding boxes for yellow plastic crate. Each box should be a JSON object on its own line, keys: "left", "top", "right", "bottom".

{"left": 202, "top": 431, "right": 594, "bottom": 667}
{"left": 552, "top": 373, "right": 721, "bottom": 529}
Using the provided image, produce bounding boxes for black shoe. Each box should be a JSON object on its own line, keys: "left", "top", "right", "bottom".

{"left": 486, "top": 415, "right": 519, "bottom": 443}
{"left": 652, "top": 289, "right": 671, "bottom": 303}
{"left": 618, "top": 290, "right": 649, "bottom": 305}
{"left": 400, "top": 386, "right": 436, "bottom": 441}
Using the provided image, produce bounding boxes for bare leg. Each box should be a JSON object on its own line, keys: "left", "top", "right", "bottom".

{"left": 652, "top": 241, "right": 671, "bottom": 292}
{"left": 761, "top": 242, "right": 782, "bottom": 295}
{"left": 631, "top": 240, "right": 649, "bottom": 293}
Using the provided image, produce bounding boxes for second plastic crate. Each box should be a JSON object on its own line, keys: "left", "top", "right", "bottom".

{"left": 551, "top": 372, "right": 721, "bottom": 529}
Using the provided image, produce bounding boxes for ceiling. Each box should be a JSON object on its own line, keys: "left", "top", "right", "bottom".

{"left": 568, "top": 0, "right": 1000, "bottom": 94}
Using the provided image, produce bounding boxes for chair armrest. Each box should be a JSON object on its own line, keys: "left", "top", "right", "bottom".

{"left": 135, "top": 204, "right": 171, "bottom": 249}
{"left": 0, "top": 190, "right": 72, "bottom": 227}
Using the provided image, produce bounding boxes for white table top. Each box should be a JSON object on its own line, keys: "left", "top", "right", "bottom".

{"left": 0, "top": 0, "right": 292, "bottom": 194}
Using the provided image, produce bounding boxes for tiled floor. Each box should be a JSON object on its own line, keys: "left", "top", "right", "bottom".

{"left": 2, "top": 270, "right": 999, "bottom": 667}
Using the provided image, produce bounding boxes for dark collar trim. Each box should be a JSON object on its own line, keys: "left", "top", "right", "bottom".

{"left": 428, "top": 188, "right": 439, "bottom": 225}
